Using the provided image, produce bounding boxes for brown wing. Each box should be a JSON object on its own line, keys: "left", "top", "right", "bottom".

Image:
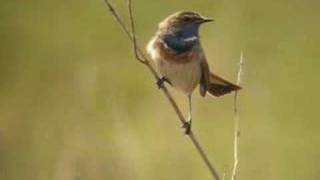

{"left": 208, "top": 73, "right": 242, "bottom": 97}
{"left": 199, "top": 58, "right": 211, "bottom": 97}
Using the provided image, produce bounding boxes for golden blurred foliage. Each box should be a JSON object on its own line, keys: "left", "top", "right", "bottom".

{"left": 1, "top": 0, "right": 320, "bottom": 179}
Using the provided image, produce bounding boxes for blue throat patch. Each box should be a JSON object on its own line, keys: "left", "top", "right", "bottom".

{"left": 163, "top": 23, "right": 199, "bottom": 53}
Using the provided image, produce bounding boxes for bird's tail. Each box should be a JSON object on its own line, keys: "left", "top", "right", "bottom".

{"left": 208, "top": 73, "right": 242, "bottom": 97}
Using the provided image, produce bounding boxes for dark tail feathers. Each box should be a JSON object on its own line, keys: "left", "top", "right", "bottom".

{"left": 208, "top": 73, "right": 242, "bottom": 97}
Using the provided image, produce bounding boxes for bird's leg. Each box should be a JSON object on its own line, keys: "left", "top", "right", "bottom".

{"left": 182, "top": 94, "right": 192, "bottom": 134}
{"left": 156, "top": 76, "right": 172, "bottom": 89}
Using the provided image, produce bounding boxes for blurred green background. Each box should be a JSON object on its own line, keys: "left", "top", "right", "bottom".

{"left": 1, "top": 0, "right": 320, "bottom": 179}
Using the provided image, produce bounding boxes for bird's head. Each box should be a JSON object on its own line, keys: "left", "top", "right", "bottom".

{"left": 158, "top": 11, "right": 214, "bottom": 35}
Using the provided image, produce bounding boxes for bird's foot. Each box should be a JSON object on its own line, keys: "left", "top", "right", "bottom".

{"left": 181, "top": 119, "right": 192, "bottom": 135}
{"left": 156, "top": 77, "right": 171, "bottom": 89}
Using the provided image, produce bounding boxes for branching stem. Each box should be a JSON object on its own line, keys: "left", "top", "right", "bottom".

{"left": 103, "top": 0, "right": 221, "bottom": 179}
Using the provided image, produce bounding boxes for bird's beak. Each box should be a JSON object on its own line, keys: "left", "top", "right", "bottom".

{"left": 200, "top": 16, "right": 214, "bottom": 23}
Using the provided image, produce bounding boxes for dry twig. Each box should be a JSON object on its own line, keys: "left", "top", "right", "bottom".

{"left": 231, "top": 52, "right": 244, "bottom": 180}
{"left": 103, "top": 0, "right": 221, "bottom": 179}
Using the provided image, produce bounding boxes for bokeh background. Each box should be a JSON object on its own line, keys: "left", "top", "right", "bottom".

{"left": 1, "top": 0, "right": 320, "bottom": 179}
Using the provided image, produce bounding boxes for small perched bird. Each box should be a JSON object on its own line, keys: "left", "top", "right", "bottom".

{"left": 146, "top": 11, "right": 241, "bottom": 134}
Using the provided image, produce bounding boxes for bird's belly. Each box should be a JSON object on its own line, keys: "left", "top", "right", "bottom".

{"left": 158, "top": 59, "right": 201, "bottom": 94}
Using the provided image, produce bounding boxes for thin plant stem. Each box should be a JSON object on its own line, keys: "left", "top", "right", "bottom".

{"left": 231, "top": 51, "right": 244, "bottom": 180}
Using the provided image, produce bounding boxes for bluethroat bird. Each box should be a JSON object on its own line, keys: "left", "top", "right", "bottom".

{"left": 146, "top": 11, "right": 241, "bottom": 134}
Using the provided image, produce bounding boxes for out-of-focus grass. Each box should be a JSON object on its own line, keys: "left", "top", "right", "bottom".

{"left": 1, "top": 0, "right": 320, "bottom": 180}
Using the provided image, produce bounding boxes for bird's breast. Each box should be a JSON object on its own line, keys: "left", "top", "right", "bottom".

{"left": 146, "top": 37, "right": 202, "bottom": 94}
{"left": 158, "top": 55, "right": 202, "bottom": 94}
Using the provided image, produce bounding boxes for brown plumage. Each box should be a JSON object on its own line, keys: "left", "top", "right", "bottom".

{"left": 208, "top": 73, "right": 242, "bottom": 97}
{"left": 147, "top": 11, "right": 241, "bottom": 97}
{"left": 146, "top": 11, "right": 242, "bottom": 133}
{"left": 156, "top": 39, "right": 197, "bottom": 64}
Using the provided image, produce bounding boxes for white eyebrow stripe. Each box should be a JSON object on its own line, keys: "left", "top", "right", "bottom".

{"left": 183, "top": 36, "right": 198, "bottom": 42}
